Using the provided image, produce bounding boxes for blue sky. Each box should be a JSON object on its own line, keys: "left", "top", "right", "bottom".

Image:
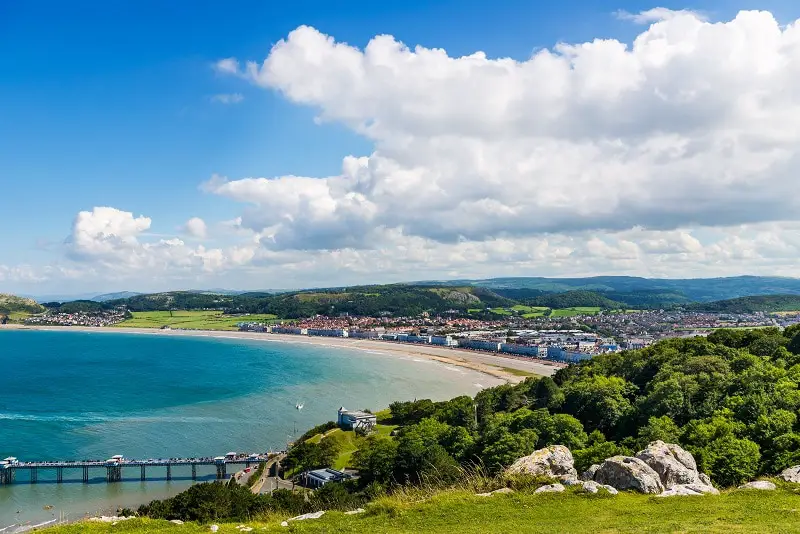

{"left": 2, "top": 1, "right": 800, "bottom": 295}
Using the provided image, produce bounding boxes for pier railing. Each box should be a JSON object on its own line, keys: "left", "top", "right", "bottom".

{"left": 0, "top": 453, "right": 283, "bottom": 485}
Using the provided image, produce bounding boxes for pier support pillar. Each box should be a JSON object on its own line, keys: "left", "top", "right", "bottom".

{"left": 83, "top": 466, "right": 89, "bottom": 483}
{"left": 30, "top": 467, "right": 37, "bottom": 484}
{"left": 141, "top": 465, "right": 146, "bottom": 481}
{"left": 216, "top": 463, "right": 226, "bottom": 479}
{"left": 0, "top": 468, "right": 13, "bottom": 485}
{"left": 106, "top": 465, "right": 122, "bottom": 483}
{"left": 166, "top": 464, "right": 172, "bottom": 481}
{"left": 57, "top": 467, "right": 63, "bottom": 483}
{"left": 191, "top": 464, "right": 197, "bottom": 480}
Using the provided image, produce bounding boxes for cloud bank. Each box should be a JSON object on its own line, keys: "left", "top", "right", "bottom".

{"left": 8, "top": 9, "right": 800, "bottom": 291}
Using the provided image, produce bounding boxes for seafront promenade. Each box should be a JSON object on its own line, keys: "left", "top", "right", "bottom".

{"left": 0, "top": 453, "right": 282, "bottom": 485}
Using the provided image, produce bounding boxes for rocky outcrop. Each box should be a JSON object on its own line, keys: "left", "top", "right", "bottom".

{"left": 635, "top": 441, "right": 702, "bottom": 489}
{"left": 657, "top": 484, "right": 720, "bottom": 497}
{"left": 534, "top": 483, "right": 565, "bottom": 493}
{"left": 780, "top": 466, "right": 800, "bottom": 483}
{"left": 581, "top": 464, "right": 600, "bottom": 481}
{"left": 507, "top": 445, "right": 578, "bottom": 480}
{"left": 593, "top": 456, "right": 665, "bottom": 494}
{"left": 699, "top": 473, "right": 712, "bottom": 486}
{"left": 581, "top": 480, "right": 618, "bottom": 495}
{"left": 738, "top": 480, "right": 776, "bottom": 490}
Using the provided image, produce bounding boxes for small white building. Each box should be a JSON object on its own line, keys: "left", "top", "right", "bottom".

{"left": 337, "top": 407, "right": 377, "bottom": 433}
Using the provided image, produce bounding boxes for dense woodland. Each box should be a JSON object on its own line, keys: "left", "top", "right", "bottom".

{"left": 138, "top": 327, "right": 800, "bottom": 521}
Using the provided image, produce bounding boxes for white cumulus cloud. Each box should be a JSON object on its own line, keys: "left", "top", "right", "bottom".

{"left": 212, "top": 11, "right": 800, "bottom": 257}
{"left": 183, "top": 217, "right": 208, "bottom": 239}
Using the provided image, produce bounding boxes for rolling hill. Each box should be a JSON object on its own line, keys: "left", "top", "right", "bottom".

{"left": 0, "top": 294, "right": 45, "bottom": 315}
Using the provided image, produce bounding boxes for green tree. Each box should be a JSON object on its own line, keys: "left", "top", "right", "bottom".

{"left": 352, "top": 437, "right": 399, "bottom": 485}
{"left": 481, "top": 429, "right": 538, "bottom": 472}
{"left": 637, "top": 415, "right": 681, "bottom": 448}
{"left": 562, "top": 375, "right": 635, "bottom": 434}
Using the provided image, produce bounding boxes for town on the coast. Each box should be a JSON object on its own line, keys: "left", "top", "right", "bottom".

{"left": 11, "top": 291, "right": 799, "bottom": 365}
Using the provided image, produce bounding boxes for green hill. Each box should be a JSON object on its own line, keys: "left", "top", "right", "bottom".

{"left": 109, "top": 285, "right": 514, "bottom": 318}
{"left": 688, "top": 294, "right": 800, "bottom": 314}
{"left": 0, "top": 293, "right": 45, "bottom": 314}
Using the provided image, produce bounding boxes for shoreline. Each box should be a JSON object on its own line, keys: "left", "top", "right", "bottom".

{"left": 0, "top": 324, "right": 561, "bottom": 382}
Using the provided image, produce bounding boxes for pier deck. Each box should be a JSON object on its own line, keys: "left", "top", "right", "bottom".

{"left": 0, "top": 453, "right": 282, "bottom": 485}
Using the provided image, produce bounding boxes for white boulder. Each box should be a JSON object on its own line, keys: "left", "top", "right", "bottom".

{"left": 657, "top": 484, "right": 719, "bottom": 497}
{"left": 738, "top": 480, "right": 777, "bottom": 490}
{"left": 506, "top": 445, "right": 578, "bottom": 480}
{"left": 534, "top": 483, "right": 565, "bottom": 493}
{"left": 635, "top": 441, "right": 702, "bottom": 489}
{"left": 581, "top": 480, "right": 618, "bottom": 495}
{"left": 593, "top": 456, "right": 665, "bottom": 494}
{"left": 780, "top": 466, "right": 800, "bottom": 483}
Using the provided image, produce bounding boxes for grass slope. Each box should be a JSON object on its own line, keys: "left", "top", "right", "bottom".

{"left": 306, "top": 424, "right": 398, "bottom": 470}
{"left": 0, "top": 293, "right": 45, "bottom": 314}
{"left": 116, "top": 311, "right": 278, "bottom": 331}
{"left": 46, "top": 485, "right": 800, "bottom": 533}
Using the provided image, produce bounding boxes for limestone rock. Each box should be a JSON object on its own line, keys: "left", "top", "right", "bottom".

{"left": 534, "top": 483, "right": 565, "bottom": 494}
{"left": 635, "top": 441, "right": 700, "bottom": 489}
{"left": 210, "top": 526, "right": 219, "bottom": 533}
{"left": 506, "top": 445, "right": 578, "bottom": 479}
{"left": 699, "top": 473, "right": 712, "bottom": 486}
{"left": 593, "top": 456, "right": 665, "bottom": 494}
{"left": 780, "top": 466, "right": 800, "bottom": 483}
{"left": 344, "top": 508, "right": 365, "bottom": 515}
{"left": 581, "top": 480, "right": 618, "bottom": 495}
{"left": 581, "top": 464, "right": 600, "bottom": 481}
{"left": 170, "top": 519, "right": 184, "bottom": 524}
{"left": 476, "top": 487, "right": 514, "bottom": 497}
{"left": 288, "top": 511, "right": 326, "bottom": 521}
{"left": 738, "top": 480, "right": 776, "bottom": 490}
{"left": 656, "top": 484, "right": 719, "bottom": 497}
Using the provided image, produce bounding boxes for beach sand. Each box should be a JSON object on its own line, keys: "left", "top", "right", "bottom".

{"left": 1, "top": 324, "right": 562, "bottom": 382}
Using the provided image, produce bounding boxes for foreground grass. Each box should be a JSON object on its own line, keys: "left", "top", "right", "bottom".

{"left": 115, "top": 311, "right": 279, "bottom": 331}
{"left": 45, "top": 486, "right": 800, "bottom": 533}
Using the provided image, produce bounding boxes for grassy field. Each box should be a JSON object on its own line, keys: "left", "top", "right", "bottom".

{"left": 5, "top": 311, "right": 32, "bottom": 323}
{"left": 550, "top": 306, "right": 602, "bottom": 317}
{"left": 44, "top": 484, "right": 800, "bottom": 533}
{"left": 115, "top": 311, "right": 279, "bottom": 331}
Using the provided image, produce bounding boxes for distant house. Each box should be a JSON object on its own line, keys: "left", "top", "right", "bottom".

{"left": 337, "top": 407, "right": 377, "bottom": 433}
{"left": 303, "top": 468, "right": 349, "bottom": 489}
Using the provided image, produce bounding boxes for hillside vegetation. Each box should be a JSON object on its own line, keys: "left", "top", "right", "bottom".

{"left": 108, "top": 286, "right": 514, "bottom": 318}
{"left": 688, "top": 294, "right": 800, "bottom": 314}
{"left": 0, "top": 293, "right": 44, "bottom": 314}
{"left": 101, "top": 326, "right": 800, "bottom": 533}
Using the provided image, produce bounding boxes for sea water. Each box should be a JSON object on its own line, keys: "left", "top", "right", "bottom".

{"left": 0, "top": 329, "right": 502, "bottom": 530}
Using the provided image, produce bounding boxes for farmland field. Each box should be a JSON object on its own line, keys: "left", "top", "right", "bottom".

{"left": 550, "top": 306, "right": 602, "bottom": 317}
{"left": 115, "top": 310, "right": 279, "bottom": 331}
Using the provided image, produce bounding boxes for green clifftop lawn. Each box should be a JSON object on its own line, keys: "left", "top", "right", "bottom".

{"left": 45, "top": 486, "right": 800, "bottom": 533}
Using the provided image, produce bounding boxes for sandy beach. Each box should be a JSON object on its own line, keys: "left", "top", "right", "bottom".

{"left": 1, "top": 324, "right": 562, "bottom": 382}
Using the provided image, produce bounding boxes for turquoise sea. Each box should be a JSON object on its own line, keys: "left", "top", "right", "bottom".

{"left": 0, "top": 329, "right": 502, "bottom": 530}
